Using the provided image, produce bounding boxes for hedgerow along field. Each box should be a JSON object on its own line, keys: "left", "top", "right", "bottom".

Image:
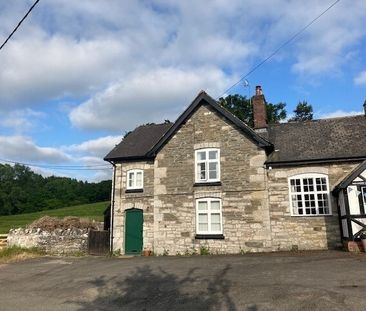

{"left": 0, "top": 201, "right": 109, "bottom": 234}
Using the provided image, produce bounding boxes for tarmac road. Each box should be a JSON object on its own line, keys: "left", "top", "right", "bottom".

{"left": 1, "top": 251, "right": 366, "bottom": 310}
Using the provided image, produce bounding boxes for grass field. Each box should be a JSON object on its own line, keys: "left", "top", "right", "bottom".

{"left": 0, "top": 201, "right": 109, "bottom": 234}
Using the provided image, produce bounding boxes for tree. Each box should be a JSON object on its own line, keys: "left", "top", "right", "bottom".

{"left": 266, "top": 102, "right": 287, "bottom": 124}
{"left": 289, "top": 101, "right": 313, "bottom": 121}
{"left": 218, "top": 94, "right": 287, "bottom": 127}
{"left": 0, "top": 163, "right": 112, "bottom": 215}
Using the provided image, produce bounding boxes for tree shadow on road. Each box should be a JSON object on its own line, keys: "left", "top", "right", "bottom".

{"left": 73, "top": 263, "right": 236, "bottom": 311}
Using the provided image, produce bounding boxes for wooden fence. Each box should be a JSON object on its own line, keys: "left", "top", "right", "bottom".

{"left": 0, "top": 234, "right": 7, "bottom": 249}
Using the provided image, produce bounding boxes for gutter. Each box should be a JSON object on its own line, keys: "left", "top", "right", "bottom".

{"left": 265, "top": 156, "right": 366, "bottom": 168}
{"left": 107, "top": 160, "right": 116, "bottom": 254}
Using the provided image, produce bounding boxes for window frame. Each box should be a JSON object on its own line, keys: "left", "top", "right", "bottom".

{"left": 126, "top": 169, "right": 144, "bottom": 190}
{"left": 288, "top": 173, "right": 332, "bottom": 217}
{"left": 194, "top": 148, "right": 220, "bottom": 183}
{"left": 362, "top": 186, "right": 366, "bottom": 207}
{"left": 195, "top": 198, "right": 223, "bottom": 235}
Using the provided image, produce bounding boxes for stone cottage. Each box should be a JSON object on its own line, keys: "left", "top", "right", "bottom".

{"left": 104, "top": 86, "right": 366, "bottom": 255}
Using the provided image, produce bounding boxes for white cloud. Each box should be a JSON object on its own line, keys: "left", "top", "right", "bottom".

{"left": 0, "top": 136, "right": 71, "bottom": 164}
{"left": 354, "top": 71, "right": 366, "bottom": 86}
{"left": 0, "top": 108, "right": 45, "bottom": 133}
{"left": 0, "top": 0, "right": 365, "bottom": 114}
{"left": 65, "top": 136, "right": 122, "bottom": 158}
{"left": 69, "top": 67, "right": 232, "bottom": 131}
{"left": 0, "top": 35, "right": 126, "bottom": 107}
{"left": 0, "top": 134, "right": 114, "bottom": 181}
{"left": 317, "top": 110, "right": 363, "bottom": 119}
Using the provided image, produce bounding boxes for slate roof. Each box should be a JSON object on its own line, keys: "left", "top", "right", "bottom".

{"left": 104, "top": 122, "right": 172, "bottom": 161}
{"left": 104, "top": 90, "right": 366, "bottom": 165}
{"left": 266, "top": 115, "right": 366, "bottom": 166}
{"left": 104, "top": 91, "right": 272, "bottom": 161}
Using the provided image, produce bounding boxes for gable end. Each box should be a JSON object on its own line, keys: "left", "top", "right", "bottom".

{"left": 147, "top": 91, "right": 273, "bottom": 157}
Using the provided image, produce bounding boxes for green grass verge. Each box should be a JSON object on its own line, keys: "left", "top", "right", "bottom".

{"left": 0, "top": 201, "right": 109, "bottom": 234}
{"left": 0, "top": 246, "right": 45, "bottom": 263}
{"left": 0, "top": 246, "right": 44, "bottom": 258}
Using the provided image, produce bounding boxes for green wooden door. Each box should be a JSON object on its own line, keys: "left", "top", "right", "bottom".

{"left": 125, "top": 209, "right": 143, "bottom": 254}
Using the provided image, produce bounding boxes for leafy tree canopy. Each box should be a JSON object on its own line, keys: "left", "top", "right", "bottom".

{"left": 218, "top": 94, "right": 287, "bottom": 127}
{"left": 0, "top": 164, "right": 111, "bottom": 216}
{"left": 289, "top": 101, "right": 313, "bottom": 121}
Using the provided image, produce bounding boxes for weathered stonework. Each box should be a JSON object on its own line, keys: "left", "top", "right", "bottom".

{"left": 112, "top": 160, "right": 155, "bottom": 253}
{"left": 113, "top": 104, "right": 272, "bottom": 255}
{"left": 268, "top": 163, "right": 359, "bottom": 251}
{"left": 110, "top": 102, "right": 361, "bottom": 255}
{"left": 8, "top": 228, "right": 89, "bottom": 254}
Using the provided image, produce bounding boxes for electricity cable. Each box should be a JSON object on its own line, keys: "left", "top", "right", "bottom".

{"left": 0, "top": 0, "right": 41, "bottom": 51}
{"left": 217, "top": 0, "right": 341, "bottom": 98}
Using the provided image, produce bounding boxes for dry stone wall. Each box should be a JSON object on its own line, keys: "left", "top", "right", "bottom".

{"left": 8, "top": 228, "right": 89, "bottom": 254}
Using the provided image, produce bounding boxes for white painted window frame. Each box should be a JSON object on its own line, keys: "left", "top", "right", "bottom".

{"left": 194, "top": 148, "right": 220, "bottom": 183}
{"left": 126, "top": 169, "right": 144, "bottom": 190}
{"left": 288, "top": 173, "right": 332, "bottom": 217}
{"left": 196, "top": 198, "right": 223, "bottom": 235}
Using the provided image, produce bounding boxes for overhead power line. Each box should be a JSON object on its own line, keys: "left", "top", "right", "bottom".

{"left": 0, "top": 158, "right": 112, "bottom": 171}
{"left": 0, "top": 0, "right": 41, "bottom": 51}
{"left": 217, "top": 0, "right": 341, "bottom": 99}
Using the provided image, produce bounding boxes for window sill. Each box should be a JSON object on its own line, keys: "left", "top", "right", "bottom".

{"left": 125, "top": 189, "right": 143, "bottom": 193}
{"left": 291, "top": 214, "right": 333, "bottom": 217}
{"left": 195, "top": 234, "right": 225, "bottom": 240}
{"left": 193, "top": 181, "right": 222, "bottom": 187}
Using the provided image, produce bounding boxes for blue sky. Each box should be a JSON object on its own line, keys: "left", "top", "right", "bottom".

{"left": 0, "top": 0, "right": 365, "bottom": 181}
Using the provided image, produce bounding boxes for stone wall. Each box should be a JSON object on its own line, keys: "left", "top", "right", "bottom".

{"left": 7, "top": 228, "right": 89, "bottom": 254}
{"left": 113, "top": 103, "right": 272, "bottom": 255}
{"left": 111, "top": 102, "right": 361, "bottom": 255}
{"left": 268, "top": 162, "right": 359, "bottom": 251}
{"left": 112, "top": 160, "right": 155, "bottom": 253}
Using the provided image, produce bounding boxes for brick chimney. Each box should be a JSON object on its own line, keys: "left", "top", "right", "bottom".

{"left": 252, "top": 85, "right": 268, "bottom": 130}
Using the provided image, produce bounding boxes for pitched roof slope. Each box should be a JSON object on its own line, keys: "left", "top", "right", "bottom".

{"left": 105, "top": 91, "right": 272, "bottom": 162}
{"left": 266, "top": 115, "right": 366, "bottom": 165}
{"left": 333, "top": 160, "right": 366, "bottom": 193}
{"left": 104, "top": 122, "right": 172, "bottom": 161}
{"left": 147, "top": 91, "right": 272, "bottom": 157}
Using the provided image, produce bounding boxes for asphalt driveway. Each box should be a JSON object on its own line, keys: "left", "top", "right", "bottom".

{"left": 1, "top": 251, "right": 366, "bottom": 310}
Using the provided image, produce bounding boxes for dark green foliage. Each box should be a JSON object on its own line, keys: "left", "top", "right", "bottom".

{"left": 218, "top": 94, "right": 287, "bottom": 126}
{"left": 289, "top": 101, "right": 313, "bottom": 121}
{"left": 0, "top": 164, "right": 111, "bottom": 216}
{"left": 218, "top": 94, "right": 253, "bottom": 126}
{"left": 266, "top": 102, "right": 287, "bottom": 124}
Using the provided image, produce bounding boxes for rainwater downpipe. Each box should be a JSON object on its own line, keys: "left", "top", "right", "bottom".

{"left": 107, "top": 160, "right": 116, "bottom": 254}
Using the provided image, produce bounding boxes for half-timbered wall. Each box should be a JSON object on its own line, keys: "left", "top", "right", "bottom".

{"left": 339, "top": 166, "right": 366, "bottom": 240}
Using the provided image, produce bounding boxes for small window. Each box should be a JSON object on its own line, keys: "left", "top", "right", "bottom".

{"left": 127, "top": 169, "right": 143, "bottom": 190}
{"left": 196, "top": 198, "right": 222, "bottom": 234}
{"left": 288, "top": 174, "right": 331, "bottom": 216}
{"left": 195, "top": 148, "right": 220, "bottom": 182}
